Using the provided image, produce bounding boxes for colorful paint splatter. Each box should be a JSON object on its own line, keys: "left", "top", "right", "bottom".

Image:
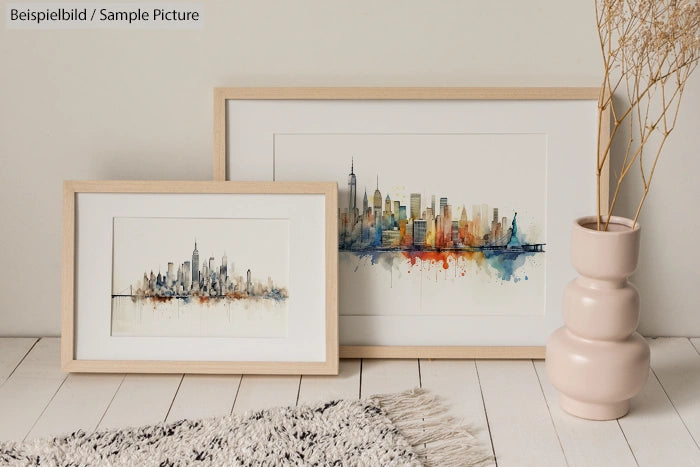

{"left": 339, "top": 160, "right": 544, "bottom": 281}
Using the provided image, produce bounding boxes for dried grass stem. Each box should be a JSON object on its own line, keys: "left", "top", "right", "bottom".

{"left": 595, "top": 0, "right": 699, "bottom": 230}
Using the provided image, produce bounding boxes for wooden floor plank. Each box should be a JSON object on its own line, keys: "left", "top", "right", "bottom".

{"left": 0, "top": 338, "right": 66, "bottom": 442}
{"left": 476, "top": 360, "right": 566, "bottom": 467}
{"left": 648, "top": 337, "right": 700, "bottom": 446}
{"left": 27, "top": 373, "right": 124, "bottom": 440}
{"left": 97, "top": 374, "right": 183, "bottom": 431}
{"left": 0, "top": 338, "right": 37, "bottom": 386}
{"left": 166, "top": 374, "right": 241, "bottom": 422}
{"left": 231, "top": 375, "right": 300, "bottom": 414}
{"left": 618, "top": 371, "right": 699, "bottom": 466}
{"left": 533, "top": 361, "right": 637, "bottom": 467}
{"left": 360, "top": 359, "right": 420, "bottom": 397}
{"left": 691, "top": 338, "right": 700, "bottom": 355}
{"left": 419, "top": 359, "right": 496, "bottom": 467}
{"left": 297, "top": 359, "right": 361, "bottom": 405}
{"left": 10, "top": 338, "right": 63, "bottom": 380}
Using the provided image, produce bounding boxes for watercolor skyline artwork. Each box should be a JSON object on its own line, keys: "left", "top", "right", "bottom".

{"left": 338, "top": 157, "right": 544, "bottom": 278}
{"left": 111, "top": 217, "right": 290, "bottom": 338}
{"left": 273, "top": 133, "right": 547, "bottom": 317}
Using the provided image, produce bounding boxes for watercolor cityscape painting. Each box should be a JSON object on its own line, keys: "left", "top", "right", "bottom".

{"left": 339, "top": 159, "right": 544, "bottom": 281}
{"left": 120, "top": 241, "right": 288, "bottom": 301}
{"left": 274, "top": 133, "right": 547, "bottom": 317}
{"left": 111, "top": 217, "right": 289, "bottom": 338}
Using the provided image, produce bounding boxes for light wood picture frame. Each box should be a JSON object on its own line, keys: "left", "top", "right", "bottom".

{"left": 62, "top": 180, "right": 338, "bottom": 374}
{"left": 214, "top": 87, "right": 610, "bottom": 359}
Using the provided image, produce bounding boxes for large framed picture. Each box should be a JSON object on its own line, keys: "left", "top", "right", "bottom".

{"left": 214, "top": 87, "right": 609, "bottom": 359}
{"left": 62, "top": 180, "right": 338, "bottom": 374}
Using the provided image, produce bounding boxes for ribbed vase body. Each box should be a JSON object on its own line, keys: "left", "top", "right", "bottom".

{"left": 546, "top": 216, "right": 649, "bottom": 420}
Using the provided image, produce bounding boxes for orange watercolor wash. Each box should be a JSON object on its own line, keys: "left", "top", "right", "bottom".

{"left": 402, "top": 250, "right": 485, "bottom": 271}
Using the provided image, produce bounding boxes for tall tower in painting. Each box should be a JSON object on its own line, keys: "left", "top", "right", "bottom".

{"left": 373, "top": 176, "right": 382, "bottom": 214}
{"left": 410, "top": 193, "right": 421, "bottom": 220}
{"left": 363, "top": 188, "right": 368, "bottom": 213}
{"left": 348, "top": 158, "right": 357, "bottom": 214}
{"left": 246, "top": 269, "right": 252, "bottom": 295}
{"left": 191, "top": 240, "right": 200, "bottom": 286}
{"left": 221, "top": 253, "right": 228, "bottom": 280}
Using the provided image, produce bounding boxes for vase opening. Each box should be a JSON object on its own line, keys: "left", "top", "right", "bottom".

{"left": 576, "top": 216, "right": 640, "bottom": 234}
{"left": 580, "top": 222, "right": 633, "bottom": 232}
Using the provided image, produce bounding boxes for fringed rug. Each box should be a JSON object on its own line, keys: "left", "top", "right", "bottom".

{"left": 0, "top": 388, "right": 492, "bottom": 466}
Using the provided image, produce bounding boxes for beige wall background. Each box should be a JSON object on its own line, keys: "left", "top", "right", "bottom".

{"left": 1, "top": 0, "right": 698, "bottom": 337}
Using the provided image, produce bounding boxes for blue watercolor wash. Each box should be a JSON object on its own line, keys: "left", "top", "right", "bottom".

{"left": 482, "top": 250, "right": 535, "bottom": 282}
{"left": 344, "top": 249, "right": 389, "bottom": 266}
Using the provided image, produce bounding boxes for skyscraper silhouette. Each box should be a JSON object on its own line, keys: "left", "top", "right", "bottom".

{"left": 440, "top": 197, "right": 448, "bottom": 215}
{"left": 373, "top": 176, "right": 382, "bottom": 214}
{"left": 348, "top": 157, "right": 357, "bottom": 214}
{"left": 410, "top": 193, "right": 421, "bottom": 220}
{"left": 414, "top": 219, "right": 427, "bottom": 245}
{"left": 221, "top": 253, "right": 228, "bottom": 280}
{"left": 191, "top": 240, "right": 199, "bottom": 286}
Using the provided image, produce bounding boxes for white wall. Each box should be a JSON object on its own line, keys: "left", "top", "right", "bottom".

{"left": 0, "top": 0, "right": 697, "bottom": 336}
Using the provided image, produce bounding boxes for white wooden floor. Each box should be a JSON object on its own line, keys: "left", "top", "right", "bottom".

{"left": 1, "top": 338, "right": 698, "bottom": 466}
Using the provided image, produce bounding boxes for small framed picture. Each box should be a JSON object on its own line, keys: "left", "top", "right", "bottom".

{"left": 62, "top": 180, "right": 338, "bottom": 374}
{"left": 214, "top": 87, "right": 609, "bottom": 358}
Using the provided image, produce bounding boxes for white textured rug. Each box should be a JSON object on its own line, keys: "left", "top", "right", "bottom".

{"left": 0, "top": 388, "right": 491, "bottom": 466}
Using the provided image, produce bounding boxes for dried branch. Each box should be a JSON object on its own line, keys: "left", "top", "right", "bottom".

{"left": 595, "top": 0, "right": 700, "bottom": 230}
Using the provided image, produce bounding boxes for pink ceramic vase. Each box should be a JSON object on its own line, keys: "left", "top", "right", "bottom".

{"left": 546, "top": 216, "right": 649, "bottom": 420}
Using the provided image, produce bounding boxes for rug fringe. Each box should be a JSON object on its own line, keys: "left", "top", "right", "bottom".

{"left": 371, "top": 388, "right": 493, "bottom": 467}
